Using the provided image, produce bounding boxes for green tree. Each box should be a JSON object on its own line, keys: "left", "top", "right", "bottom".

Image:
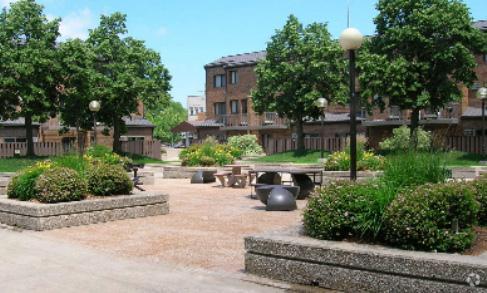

{"left": 252, "top": 15, "right": 347, "bottom": 153}
{"left": 359, "top": 0, "right": 487, "bottom": 149}
{"left": 0, "top": 0, "right": 61, "bottom": 155}
{"left": 88, "top": 12, "right": 171, "bottom": 153}
{"left": 58, "top": 39, "right": 99, "bottom": 154}
{"left": 146, "top": 101, "right": 187, "bottom": 144}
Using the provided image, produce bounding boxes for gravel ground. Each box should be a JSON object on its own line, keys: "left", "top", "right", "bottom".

{"left": 41, "top": 179, "right": 306, "bottom": 273}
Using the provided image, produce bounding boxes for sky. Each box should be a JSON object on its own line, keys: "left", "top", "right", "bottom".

{"left": 1, "top": 0, "right": 486, "bottom": 107}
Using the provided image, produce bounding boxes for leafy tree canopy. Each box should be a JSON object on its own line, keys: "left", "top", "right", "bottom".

{"left": 252, "top": 15, "right": 347, "bottom": 152}
{"left": 87, "top": 12, "right": 171, "bottom": 152}
{"left": 146, "top": 101, "right": 187, "bottom": 144}
{"left": 358, "top": 0, "right": 487, "bottom": 146}
{"left": 0, "top": 0, "right": 61, "bottom": 155}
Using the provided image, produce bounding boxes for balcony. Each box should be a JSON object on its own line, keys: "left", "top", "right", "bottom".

{"left": 217, "top": 112, "right": 288, "bottom": 130}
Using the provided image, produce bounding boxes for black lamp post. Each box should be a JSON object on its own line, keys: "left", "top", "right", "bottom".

{"left": 477, "top": 87, "right": 487, "bottom": 154}
{"left": 314, "top": 97, "right": 328, "bottom": 159}
{"left": 339, "top": 27, "right": 364, "bottom": 181}
{"left": 89, "top": 100, "right": 101, "bottom": 146}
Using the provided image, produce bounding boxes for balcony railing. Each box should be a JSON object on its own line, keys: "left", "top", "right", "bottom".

{"left": 217, "top": 112, "right": 288, "bottom": 129}
{"left": 382, "top": 104, "right": 461, "bottom": 121}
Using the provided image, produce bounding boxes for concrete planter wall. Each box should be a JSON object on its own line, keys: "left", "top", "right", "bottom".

{"left": 322, "top": 171, "right": 382, "bottom": 184}
{"left": 0, "top": 172, "right": 14, "bottom": 194}
{"left": 162, "top": 166, "right": 219, "bottom": 179}
{"left": 0, "top": 192, "right": 169, "bottom": 231}
{"left": 245, "top": 229, "right": 487, "bottom": 292}
{"left": 451, "top": 167, "right": 487, "bottom": 180}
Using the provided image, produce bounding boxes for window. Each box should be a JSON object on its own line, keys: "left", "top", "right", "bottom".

{"left": 214, "top": 102, "right": 226, "bottom": 115}
{"left": 199, "top": 107, "right": 204, "bottom": 113}
{"left": 241, "top": 99, "right": 248, "bottom": 114}
{"left": 190, "top": 107, "right": 194, "bottom": 116}
{"left": 230, "top": 100, "right": 239, "bottom": 114}
{"left": 213, "top": 74, "right": 225, "bottom": 88}
{"left": 229, "top": 71, "right": 238, "bottom": 84}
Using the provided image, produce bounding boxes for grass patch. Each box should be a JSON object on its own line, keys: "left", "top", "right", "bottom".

{"left": 443, "top": 151, "right": 487, "bottom": 167}
{"left": 126, "top": 154, "right": 166, "bottom": 165}
{"left": 0, "top": 156, "right": 46, "bottom": 172}
{"left": 253, "top": 150, "right": 326, "bottom": 164}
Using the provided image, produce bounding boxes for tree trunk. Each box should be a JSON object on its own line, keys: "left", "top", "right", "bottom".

{"left": 295, "top": 119, "right": 305, "bottom": 154}
{"left": 409, "top": 108, "right": 420, "bottom": 150}
{"left": 113, "top": 117, "right": 122, "bottom": 154}
{"left": 25, "top": 113, "right": 35, "bottom": 157}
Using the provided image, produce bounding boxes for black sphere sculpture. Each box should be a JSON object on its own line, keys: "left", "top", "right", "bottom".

{"left": 256, "top": 185, "right": 300, "bottom": 205}
{"left": 266, "top": 187, "right": 297, "bottom": 211}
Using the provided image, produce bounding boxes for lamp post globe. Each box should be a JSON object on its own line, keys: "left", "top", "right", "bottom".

{"left": 314, "top": 97, "right": 328, "bottom": 109}
{"left": 89, "top": 100, "right": 101, "bottom": 146}
{"left": 339, "top": 27, "right": 364, "bottom": 51}
{"left": 477, "top": 87, "right": 487, "bottom": 100}
{"left": 89, "top": 100, "right": 101, "bottom": 112}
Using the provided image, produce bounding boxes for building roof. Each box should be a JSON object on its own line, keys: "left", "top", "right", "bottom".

{"left": 473, "top": 20, "right": 487, "bottom": 31}
{"left": 205, "top": 51, "right": 266, "bottom": 68}
{"left": 122, "top": 116, "right": 155, "bottom": 128}
{"left": 462, "top": 106, "right": 485, "bottom": 118}
{"left": 0, "top": 118, "right": 40, "bottom": 127}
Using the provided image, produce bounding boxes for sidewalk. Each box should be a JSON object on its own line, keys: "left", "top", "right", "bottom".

{"left": 0, "top": 226, "right": 284, "bottom": 293}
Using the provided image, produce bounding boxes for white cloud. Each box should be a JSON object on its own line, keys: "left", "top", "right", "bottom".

{"left": 59, "top": 8, "right": 95, "bottom": 40}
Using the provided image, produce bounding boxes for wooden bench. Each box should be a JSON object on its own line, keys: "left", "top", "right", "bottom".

{"left": 215, "top": 171, "right": 232, "bottom": 187}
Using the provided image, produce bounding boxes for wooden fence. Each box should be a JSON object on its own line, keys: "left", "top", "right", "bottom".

{"left": 0, "top": 140, "right": 162, "bottom": 159}
{"left": 264, "top": 137, "right": 348, "bottom": 155}
{"left": 264, "top": 136, "right": 487, "bottom": 155}
{"left": 444, "top": 136, "right": 486, "bottom": 154}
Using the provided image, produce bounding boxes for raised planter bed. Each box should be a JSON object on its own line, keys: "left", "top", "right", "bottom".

{"left": 162, "top": 166, "right": 218, "bottom": 179}
{"left": 245, "top": 227, "right": 487, "bottom": 292}
{"left": 0, "top": 172, "right": 14, "bottom": 194}
{"left": 0, "top": 192, "right": 169, "bottom": 231}
{"left": 322, "top": 171, "right": 382, "bottom": 184}
{"left": 451, "top": 167, "right": 487, "bottom": 180}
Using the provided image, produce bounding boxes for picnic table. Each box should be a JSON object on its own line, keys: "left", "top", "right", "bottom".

{"left": 249, "top": 167, "right": 323, "bottom": 199}
{"left": 215, "top": 164, "right": 250, "bottom": 188}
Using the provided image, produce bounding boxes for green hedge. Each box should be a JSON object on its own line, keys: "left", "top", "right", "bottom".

{"left": 470, "top": 174, "right": 487, "bottom": 226}
{"left": 383, "top": 182, "right": 478, "bottom": 252}
{"left": 35, "top": 167, "right": 87, "bottom": 203}
{"left": 87, "top": 163, "right": 133, "bottom": 196}
{"left": 7, "top": 162, "right": 52, "bottom": 201}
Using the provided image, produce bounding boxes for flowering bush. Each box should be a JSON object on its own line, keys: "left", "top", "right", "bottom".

{"left": 227, "top": 135, "right": 263, "bottom": 156}
{"left": 179, "top": 138, "right": 240, "bottom": 166}
{"left": 470, "top": 174, "right": 487, "bottom": 226}
{"left": 379, "top": 125, "right": 432, "bottom": 151}
{"left": 324, "top": 150, "right": 384, "bottom": 171}
{"left": 35, "top": 167, "right": 87, "bottom": 203}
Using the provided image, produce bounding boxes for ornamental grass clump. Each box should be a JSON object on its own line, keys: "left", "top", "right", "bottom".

{"left": 7, "top": 161, "right": 52, "bottom": 201}
{"left": 383, "top": 182, "right": 479, "bottom": 252}
{"left": 87, "top": 163, "right": 133, "bottom": 196}
{"left": 35, "top": 167, "right": 87, "bottom": 203}
{"left": 179, "top": 137, "right": 240, "bottom": 166}
{"left": 303, "top": 180, "right": 395, "bottom": 241}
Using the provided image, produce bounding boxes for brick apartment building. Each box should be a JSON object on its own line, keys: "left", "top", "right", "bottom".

{"left": 176, "top": 51, "right": 362, "bottom": 147}
{"left": 364, "top": 20, "right": 487, "bottom": 148}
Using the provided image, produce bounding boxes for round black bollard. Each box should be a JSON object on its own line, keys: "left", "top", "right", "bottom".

{"left": 266, "top": 187, "right": 297, "bottom": 211}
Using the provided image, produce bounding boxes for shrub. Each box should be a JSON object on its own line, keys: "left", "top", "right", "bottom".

{"left": 470, "top": 174, "right": 487, "bottom": 226}
{"left": 383, "top": 182, "right": 479, "bottom": 252}
{"left": 179, "top": 138, "right": 238, "bottom": 166}
{"left": 87, "top": 163, "right": 133, "bottom": 196}
{"left": 35, "top": 167, "right": 87, "bottom": 203}
{"left": 303, "top": 180, "right": 395, "bottom": 240}
{"left": 227, "top": 135, "right": 263, "bottom": 156}
{"left": 379, "top": 125, "right": 431, "bottom": 151}
{"left": 383, "top": 152, "right": 448, "bottom": 189}
{"left": 85, "top": 145, "right": 132, "bottom": 169}
{"left": 7, "top": 161, "right": 52, "bottom": 201}
{"left": 324, "top": 144, "right": 384, "bottom": 171}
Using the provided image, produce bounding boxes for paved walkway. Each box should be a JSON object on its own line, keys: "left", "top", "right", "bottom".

{"left": 0, "top": 226, "right": 289, "bottom": 292}
{"left": 42, "top": 179, "right": 306, "bottom": 273}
